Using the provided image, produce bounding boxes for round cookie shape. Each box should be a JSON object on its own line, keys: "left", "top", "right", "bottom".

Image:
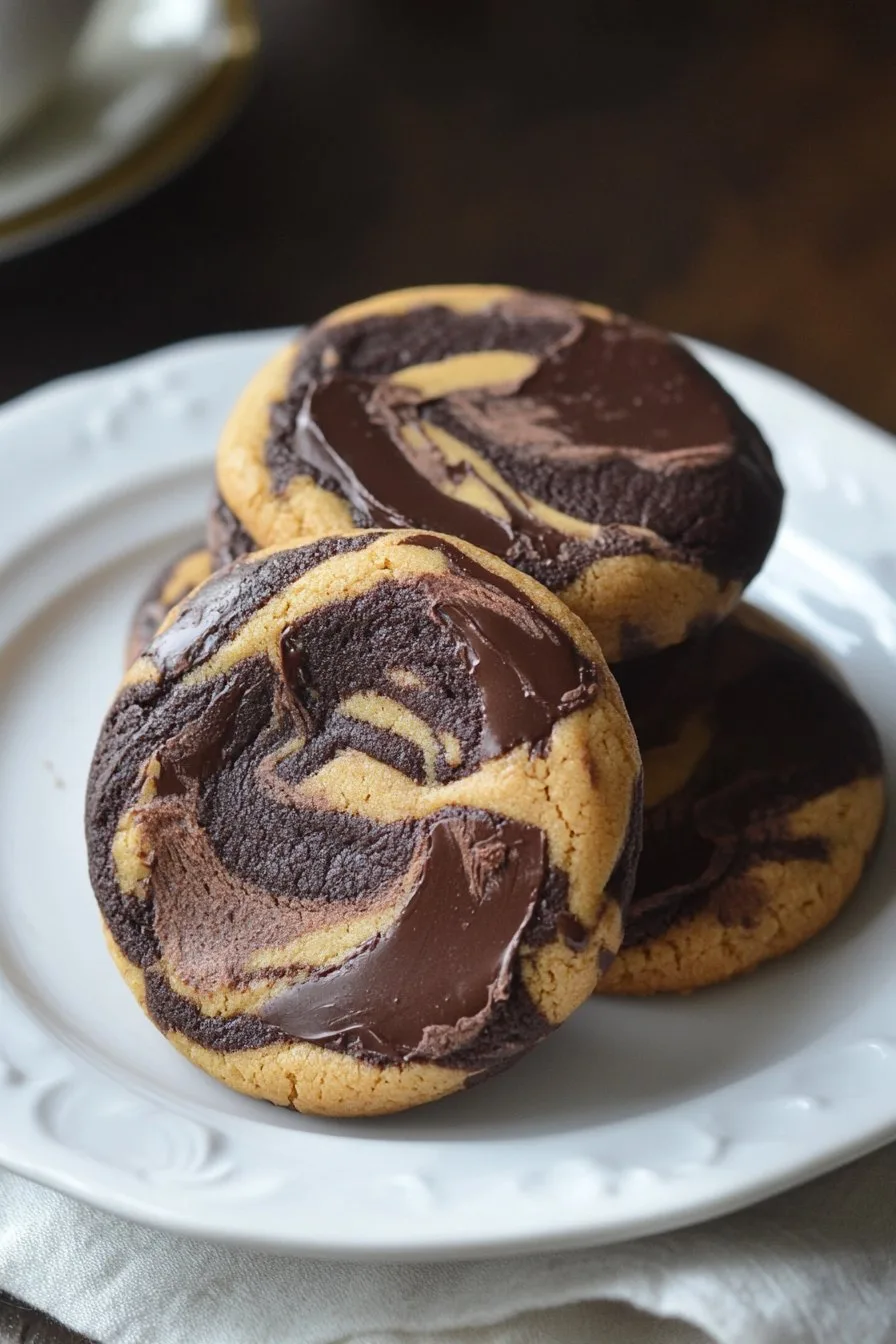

{"left": 599, "top": 610, "right": 885, "bottom": 994}
{"left": 87, "top": 530, "right": 642, "bottom": 1116}
{"left": 212, "top": 285, "right": 784, "bottom": 661}
{"left": 126, "top": 547, "right": 212, "bottom": 668}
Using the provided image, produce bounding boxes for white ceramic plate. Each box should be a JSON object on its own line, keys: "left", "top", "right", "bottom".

{"left": 0, "top": 330, "right": 895, "bottom": 1260}
{"left": 0, "top": 0, "right": 256, "bottom": 260}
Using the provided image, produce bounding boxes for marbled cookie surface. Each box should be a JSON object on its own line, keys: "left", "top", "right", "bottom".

{"left": 125, "top": 547, "right": 212, "bottom": 667}
{"left": 211, "top": 284, "right": 783, "bottom": 660}
{"left": 599, "top": 610, "right": 885, "bottom": 994}
{"left": 87, "top": 530, "right": 641, "bottom": 1116}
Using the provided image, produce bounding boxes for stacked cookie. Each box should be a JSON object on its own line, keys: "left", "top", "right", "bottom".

{"left": 87, "top": 286, "right": 884, "bottom": 1116}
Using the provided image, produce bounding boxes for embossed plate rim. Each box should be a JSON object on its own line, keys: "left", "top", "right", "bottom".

{"left": 0, "top": 329, "right": 895, "bottom": 1258}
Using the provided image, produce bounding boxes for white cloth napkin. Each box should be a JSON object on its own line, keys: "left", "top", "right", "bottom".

{"left": 3, "top": 1141, "right": 896, "bottom": 1344}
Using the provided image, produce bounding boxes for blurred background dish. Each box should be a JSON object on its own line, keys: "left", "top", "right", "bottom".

{"left": 0, "top": 0, "right": 95, "bottom": 149}
{"left": 0, "top": 0, "right": 257, "bottom": 260}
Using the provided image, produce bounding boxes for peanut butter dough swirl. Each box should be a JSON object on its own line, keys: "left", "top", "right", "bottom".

{"left": 87, "top": 530, "right": 641, "bottom": 1116}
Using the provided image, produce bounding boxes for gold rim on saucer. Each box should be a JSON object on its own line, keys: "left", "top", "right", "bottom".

{"left": 0, "top": 0, "right": 259, "bottom": 258}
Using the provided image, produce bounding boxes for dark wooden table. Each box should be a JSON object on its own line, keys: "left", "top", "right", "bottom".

{"left": 2, "top": 2, "right": 895, "bottom": 1340}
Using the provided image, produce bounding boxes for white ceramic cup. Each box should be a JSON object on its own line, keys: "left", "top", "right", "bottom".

{"left": 0, "top": 0, "right": 96, "bottom": 148}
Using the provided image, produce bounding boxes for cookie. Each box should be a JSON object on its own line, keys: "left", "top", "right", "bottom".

{"left": 87, "top": 530, "right": 641, "bottom": 1116}
{"left": 126, "top": 547, "right": 212, "bottom": 667}
{"left": 211, "top": 284, "right": 783, "bottom": 661}
{"left": 599, "top": 609, "right": 885, "bottom": 994}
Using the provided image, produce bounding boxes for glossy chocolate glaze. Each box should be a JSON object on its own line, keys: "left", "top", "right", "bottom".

{"left": 259, "top": 814, "right": 545, "bottom": 1059}
{"left": 401, "top": 534, "right": 599, "bottom": 758}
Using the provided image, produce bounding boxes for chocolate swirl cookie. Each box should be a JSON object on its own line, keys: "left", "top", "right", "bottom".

{"left": 211, "top": 285, "right": 783, "bottom": 662}
{"left": 599, "top": 609, "right": 884, "bottom": 994}
{"left": 87, "top": 530, "right": 641, "bottom": 1116}
{"left": 126, "top": 547, "right": 212, "bottom": 667}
